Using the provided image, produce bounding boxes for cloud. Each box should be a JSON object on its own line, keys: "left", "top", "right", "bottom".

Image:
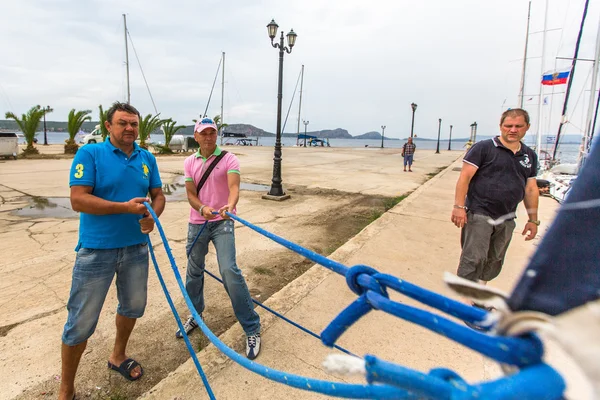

{"left": 0, "top": 0, "right": 598, "bottom": 139}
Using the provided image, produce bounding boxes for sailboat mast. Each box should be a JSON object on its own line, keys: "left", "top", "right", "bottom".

{"left": 552, "top": 0, "right": 591, "bottom": 160}
{"left": 123, "top": 14, "right": 131, "bottom": 104}
{"left": 221, "top": 51, "right": 225, "bottom": 145}
{"left": 582, "top": 15, "right": 600, "bottom": 159}
{"left": 536, "top": 0, "right": 549, "bottom": 154}
{"left": 296, "top": 65, "right": 304, "bottom": 136}
{"left": 518, "top": 1, "right": 532, "bottom": 109}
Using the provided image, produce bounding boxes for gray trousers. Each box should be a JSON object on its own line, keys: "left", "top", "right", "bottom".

{"left": 457, "top": 212, "right": 516, "bottom": 282}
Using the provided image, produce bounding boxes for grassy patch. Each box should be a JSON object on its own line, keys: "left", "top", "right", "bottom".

{"left": 425, "top": 166, "right": 448, "bottom": 180}
{"left": 367, "top": 209, "right": 384, "bottom": 223}
{"left": 383, "top": 193, "right": 410, "bottom": 211}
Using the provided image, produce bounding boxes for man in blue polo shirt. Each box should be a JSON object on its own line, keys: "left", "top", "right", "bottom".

{"left": 59, "top": 102, "right": 165, "bottom": 400}
{"left": 451, "top": 108, "right": 539, "bottom": 289}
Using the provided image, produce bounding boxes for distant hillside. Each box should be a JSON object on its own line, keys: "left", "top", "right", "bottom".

{"left": 354, "top": 131, "right": 381, "bottom": 140}
{"left": 353, "top": 131, "right": 399, "bottom": 140}
{"left": 224, "top": 124, "right": 274, "bottom": 137}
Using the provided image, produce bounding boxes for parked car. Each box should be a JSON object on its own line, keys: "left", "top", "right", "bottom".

{"left": 80, "top": 128, "right": 104, "bottom": 145}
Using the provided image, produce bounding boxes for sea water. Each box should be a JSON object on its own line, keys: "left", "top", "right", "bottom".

{"left": 33, "top": 131, "right": 582, "bottom": 164}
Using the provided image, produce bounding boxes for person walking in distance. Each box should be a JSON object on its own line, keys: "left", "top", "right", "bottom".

{"left": 402, "top": 137, "right": 416, "bottom": 172}
{"left": 59, "top": 102, "right": 165, "bottom": 400}
{"left": 451, "top": 108, "right": 539, "bottom": 292}
{"left": 177, "top": 117, "right": 262, "bottom": 360}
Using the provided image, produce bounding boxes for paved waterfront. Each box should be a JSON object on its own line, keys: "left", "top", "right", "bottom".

{"left": 1, "top": 145, "right": 462, "bottom": 399}
{"left": 142, "top": 154, "right": 559, "bottom": 399}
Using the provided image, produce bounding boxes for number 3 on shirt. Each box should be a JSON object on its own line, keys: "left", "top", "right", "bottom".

{"left": 74, "top": 163, "right": 84, "bottom": 178}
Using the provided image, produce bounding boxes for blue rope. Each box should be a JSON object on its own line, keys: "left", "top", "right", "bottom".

{"left": 147, "top": 236, "right": 216, "bottom": 399}
{"left": 225, "top": 212, "right": 544, "bottom": 366}
{"left": 146, "top": 204, "right": 565, "bottom": 399}
{"left": 145, "top": 203, "right": 415, "bottom": 399}
{"left": 186, "top": 219, "right": 357, "bottom": 357}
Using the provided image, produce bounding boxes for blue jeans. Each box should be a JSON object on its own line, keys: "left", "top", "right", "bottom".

{"left": 62, "top": 243, "right": 149, "bottom": 346}
{"left": 403, "top": 154, "right": 414, "bottom": 167}
{"left": 186, "top": 220, "right": 260, "bottom": 335}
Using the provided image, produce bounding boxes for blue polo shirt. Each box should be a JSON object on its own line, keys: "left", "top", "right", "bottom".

{"left": 69, "top": 140, "right": 162, "bottom": 249}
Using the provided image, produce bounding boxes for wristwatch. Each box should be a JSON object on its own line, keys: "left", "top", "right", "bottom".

{"left": 199, "top": 205, "right": 206, "bottom": 215}
{"left": 528, "top": 219, "right": 540, "bottom": 226}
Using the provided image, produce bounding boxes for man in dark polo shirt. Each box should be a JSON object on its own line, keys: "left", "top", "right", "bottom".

{"left": 451, "top": 108, "right": 539, "bottom": 286}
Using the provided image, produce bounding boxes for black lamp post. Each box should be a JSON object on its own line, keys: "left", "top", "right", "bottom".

{"left": 470, "top": 121, "right": 478, "bottom": 143}
{"left": 410, "top": 103, "right": 417, "bottom": 138}
{"left": 435, "top": 118, "right": 442, "bottom": 154}
{"left": 43, "top": 105, "right": 51, "bottom": 145}
{"left": 303, "top": 120, "right": 309, "bottom": 147}
{"left": 380, "top": 125, "right": 386, "bottom": 148}
{"left": 264, "top": 19, "right": 297, "bottom": 200}
{"left": 448, "top": 124, "right": 453, "bottom": 151}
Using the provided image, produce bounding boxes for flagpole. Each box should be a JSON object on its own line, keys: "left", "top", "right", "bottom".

{"left": 536, "top": 0, "right": 549, "bottom": 156}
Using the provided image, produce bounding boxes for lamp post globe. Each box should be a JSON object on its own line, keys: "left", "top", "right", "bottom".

{"left": 263, "top": 19, "right": 296, "bottom": 201}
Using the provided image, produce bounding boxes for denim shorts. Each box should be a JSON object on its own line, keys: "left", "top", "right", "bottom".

{"left": 62, "top": 243, "right": 149, "bottom": 346}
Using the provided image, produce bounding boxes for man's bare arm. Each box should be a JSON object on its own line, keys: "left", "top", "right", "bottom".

{"left": 451, "top": 162, "right": 478, "bottom": 228}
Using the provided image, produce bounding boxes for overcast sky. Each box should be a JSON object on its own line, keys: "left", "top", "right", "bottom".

{"left": 1, "top": 0, "right": 599, "bottom": 139}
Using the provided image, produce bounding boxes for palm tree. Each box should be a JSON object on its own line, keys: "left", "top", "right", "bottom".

{"left": 213, "top": 114, "right": 228, "bottom": 132}
{"left": 162, "top": 119, "right": 186, "bottom": 148}
{"left": 98, "top": 105, "right": 109, "bottom": 140}
{"left": 5, "top": 105, "right": 51, "bottom": 155}
{"left": 65, "top": 109, "right": 92, "bottom": 154}
{"left": 138, "top": 113, "right": 164, "bottom": 149}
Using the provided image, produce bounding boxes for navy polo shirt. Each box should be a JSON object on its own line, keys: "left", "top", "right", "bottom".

{"left": 463, "top": 137, "right": 537, "bottom": 220}
{"left": 69, "top": 139, "right": 162, "bottom": 249}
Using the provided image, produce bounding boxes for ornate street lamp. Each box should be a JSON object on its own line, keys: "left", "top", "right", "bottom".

{"left": 303, "top": 120, "right": 309, "bottom": 147}
{"left": 410, "top": 103, "right": 417, "bottom": 138}
{"left": 263, "top": 19, "right": 297, "bottom": 201}
{"left": 380, "top": 125, "right": 386, "bottom": 148}
{"left": 448, "top": 124, "right": 453, "bottom": 151}
{"left": 43, "top": 105, "right": 51, "bottom": 145}
{"left": 435, "top": 118, "right": 442, "bottom": 154}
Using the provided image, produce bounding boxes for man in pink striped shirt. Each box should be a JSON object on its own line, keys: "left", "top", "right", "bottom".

{"left": 176, "top": 117, "right": 261, "bottom": 360}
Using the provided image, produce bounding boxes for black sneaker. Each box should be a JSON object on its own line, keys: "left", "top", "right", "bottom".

{"left": 246, "top": 333, "right": 261, "bottom": 360}
{"left": 175, "top": 315, "right": 200, "bottom": 339}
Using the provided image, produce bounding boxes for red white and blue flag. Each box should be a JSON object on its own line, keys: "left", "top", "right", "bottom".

{"left": 541, "top": 69, "right": 570, "bottom": 85}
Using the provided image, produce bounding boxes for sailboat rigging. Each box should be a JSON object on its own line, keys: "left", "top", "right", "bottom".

{"left": 551, "top": 0, "right": 592, "bottom": 161}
